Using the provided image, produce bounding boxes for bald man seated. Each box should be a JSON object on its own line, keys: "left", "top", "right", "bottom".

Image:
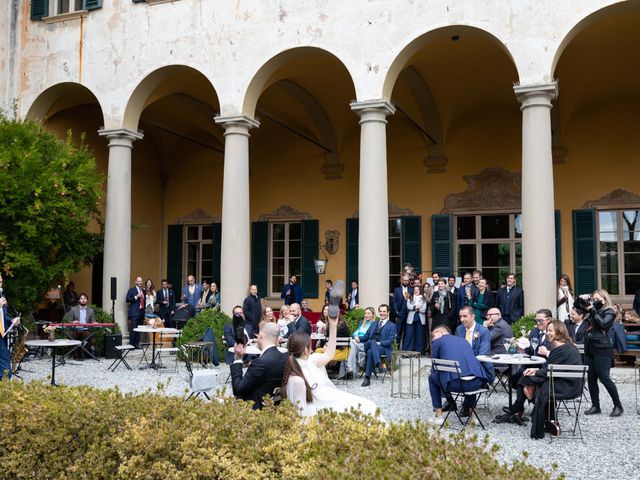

{"left": 230, "top": 322, "right": 288, "bottom": 409}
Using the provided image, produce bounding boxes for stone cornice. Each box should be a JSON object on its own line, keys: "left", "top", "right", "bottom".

{"left": 214, "top": 115, "right": 260, "bottom": 130}
{"left": 350, "top": 100, "right": 396, "bottom": 116}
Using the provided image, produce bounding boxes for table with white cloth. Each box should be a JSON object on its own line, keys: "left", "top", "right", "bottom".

{"left": 25, "top": 339, "right": 82, "bottom": 386}
{"left": 476, "top": 353, "right": 546, "bottom": 407}
{"left": 227, "top": 345, "right": 288, "bottom": 356}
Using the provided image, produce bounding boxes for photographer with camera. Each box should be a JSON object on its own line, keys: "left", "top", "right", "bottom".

{"left": 575, "top": 289, "right": 623, "bottom": 417}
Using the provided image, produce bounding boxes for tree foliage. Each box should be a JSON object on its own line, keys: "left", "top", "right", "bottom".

{"left": 0, "top": 113, "right": 103, "bottom": 314}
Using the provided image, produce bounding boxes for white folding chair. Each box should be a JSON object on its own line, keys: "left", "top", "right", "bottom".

{"left": 547, "top": 364, "right": 589, "bottom": 442}
{"left": 431, "top": 358, "right": 490, "bottom": 430}
{"left": 155, "top": 330, "right": 181, "bottom": 373}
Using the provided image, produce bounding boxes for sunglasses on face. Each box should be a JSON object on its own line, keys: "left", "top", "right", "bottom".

{"left": 535, "top": 319, "right": 546, "bottom": 324}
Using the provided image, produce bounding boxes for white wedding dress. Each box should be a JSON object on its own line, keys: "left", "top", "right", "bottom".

{"left": 286, "top": 353, "right": 380, "bottom": 418}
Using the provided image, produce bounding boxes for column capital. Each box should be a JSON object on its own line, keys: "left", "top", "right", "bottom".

{"left": 514, "top": 82, "right": 558, "bottom": 110}
{"left": 214, "top": 114, "right": 260, "bottom": 132}
{"left": 350, "top": 100, "right": 396, "bottom": 117}
{"left": 98, "top": 128, "right": 144, "bottom": 147}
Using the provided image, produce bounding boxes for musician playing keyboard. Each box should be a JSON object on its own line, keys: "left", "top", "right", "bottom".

{"left": 63, "top": 293, "right": 96, "bottom": 359}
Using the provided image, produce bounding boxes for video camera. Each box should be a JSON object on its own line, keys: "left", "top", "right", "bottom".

{"left": 573, "top": 295, "right": 603, "bottom": 315}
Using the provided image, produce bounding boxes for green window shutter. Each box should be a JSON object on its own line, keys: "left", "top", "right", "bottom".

{"left": 167, "top": 225, "right": 183, "bottom": 297}
{"left": 82, "top": 0, "right": 103, "bottom": 10}
{"left": 346, "top": 218, "right": 359, "bottom": 286}
{"left": 212, "top": 223, "right": 221, "bottom": 285}
{"left": 431, "top": 214, "right": 453, "bottom": 277}
{"left": 555, "top": 210, "right": 562, "bottom": 280}
{"left": 572, "top": 209, "right": 597, "bottom": 295}
{"left": 301, "top": 220, "right": 320, "bottom": 299}
{"left": 402, "top": 216, "right": 422, "bottom": 273}
{"left": 251, "top": 221, "right": 269, "bottom": 295}
{"left": 31, "top": 0, "right": 48, "bottom": 20}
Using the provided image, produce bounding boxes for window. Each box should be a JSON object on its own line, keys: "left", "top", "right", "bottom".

{"left": 184, "top": 225, "right": 213, "bottom": 284}
{"left": 454, "top": 213, "right": 522, "bottom": 289}
{"left": 389, "top": 218, "right": 402, "bottom": 293}
{"left": 31, "top": 0, "right": 102, "bottom": 21}
{"left": 597, "top": 209, "right": 640, "bottom": 297}
{"left": 270, "top": 222, "right": 302, "bottom": 296}
{"left": 53, "top": 0, "right": 82, "bottom": 14}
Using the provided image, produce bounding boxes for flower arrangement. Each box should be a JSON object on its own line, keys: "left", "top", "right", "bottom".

{"left": 43, "top": 324, "right": 58, "bottom": 341}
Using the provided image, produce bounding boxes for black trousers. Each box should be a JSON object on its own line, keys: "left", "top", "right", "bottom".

{"left": 584, "top": 353, "right": 621, "bottom": 408}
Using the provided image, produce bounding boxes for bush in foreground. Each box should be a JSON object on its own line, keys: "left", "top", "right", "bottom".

{"left": 0, "top": 381, "right": 554, "bottom": 479}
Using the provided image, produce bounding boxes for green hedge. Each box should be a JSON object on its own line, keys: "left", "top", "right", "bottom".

{"left": 342, "top": 308, "right": 365, "bottom": 334}
{"left": 177, "top": 308, "right": 230, "bottom": 361}
{"left": 0, "top": 380, "right": 554, "bottom": 479}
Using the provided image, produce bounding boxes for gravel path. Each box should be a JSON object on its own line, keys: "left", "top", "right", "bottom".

{"left": 14, "top": 352, "right": 640, "bottom": 479}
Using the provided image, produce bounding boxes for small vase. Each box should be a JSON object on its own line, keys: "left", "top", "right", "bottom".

{"left": 48, "top": 332, "right": 55, "bottom": 342}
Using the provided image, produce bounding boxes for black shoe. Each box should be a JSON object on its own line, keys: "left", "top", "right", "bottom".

{"left": 459, "top": 406, "right": 471, "bottom": 418}
{"left": 361, "top": 377, "right": 371, "bottom": 387}
{"left": 378, "top": 367, "right": 388, "bottom": 375}
{"left": 502, "top": 406, "right": 514, "bottom": 415}
{"left": 345, "top": 371, "right": 354, "bottom": 380}
{"left": 585, "top": 406, "right": 601, "bottom": 415}
{"left": 610, "top": 405, "right": 624, "bottom": 417}
{"left": 442, "top": 401, "right": 457, "bottom": 412}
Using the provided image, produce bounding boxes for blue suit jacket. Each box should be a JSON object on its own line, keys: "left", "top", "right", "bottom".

{"left": 182, "top": 284, "right": 204, "bottom": 308}
{"left": 125, "top": 287, "right": 145, "bottom": 319}
{"left": 392, "top": 287, "right": 409, "bottom": 319}
{"left": 456, "top": 283, "right": 478, "bottom": 316}
{"left": 157, "top": 288, "right": 176, "bottom": 319}
{"left": 280, "top": 283, "right": 302, "bottom": 306}
{"left": 223, "top": 321, "right": 255, "bottom": 364}
{"left": 455, "top": 322, "right": 494, "bottom": 383}
{"left": 431, "top": 333, "right": 488, "bottom": 385}
{"left": 495, "top": 286, "right": 524, "bottom": 323}
{"left": 285, "top": 315, "right": 312, "bottom": 338}
{"left": 362, "top": 320, "right": 397, "bottom": 348}
{"left": 1, "top": 305, "right": 11, "bottom": 346}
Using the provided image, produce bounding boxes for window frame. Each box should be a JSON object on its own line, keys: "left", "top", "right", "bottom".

{"left": 182, "top": 224, "right": 213, "bottom": 286}
{"left": 268, "top": 221, "right": 302, "bottom": 297}
{"left": 389, "top": 217, "right": 403, "bottom": 294}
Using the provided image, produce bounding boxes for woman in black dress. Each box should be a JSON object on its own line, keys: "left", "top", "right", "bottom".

{"left": 429, "top": 279, "right": 456, "bottom": 332}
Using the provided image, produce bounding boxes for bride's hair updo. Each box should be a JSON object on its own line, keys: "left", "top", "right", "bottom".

{"left": 281, "top": 332, "right": 314, "bottom": 402}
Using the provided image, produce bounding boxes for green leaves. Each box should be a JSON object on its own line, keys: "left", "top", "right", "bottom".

{"left": 0, "top": 113, "right": 103, "bottom": 313}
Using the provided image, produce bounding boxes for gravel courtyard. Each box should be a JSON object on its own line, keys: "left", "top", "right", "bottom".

{"left": 14, "top": 351, "right": 639, "bottom": 480}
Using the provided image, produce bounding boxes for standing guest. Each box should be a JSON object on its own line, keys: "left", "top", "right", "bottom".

{"left": 472, "top": 269, "right": 483, "bottom": 287}
{"left": 624, "top": 309, "right": 640, "bottom": 324}
{"left": 557, "top": 274, "right": 574, "bottom": 322}
{"left": 196, "top": 280, "right": 210, "bottom": 313}
{"left": 361, "top": 304, "right": 397, "bottom": 387}
{"left": 300, "top": 299, "right": 313, "bottom": 313}
{"left": 285, "top": 303, "right": 311, "bottom": 337}
{"left": 182, "top": 275, "right": 203, "bottom": 309}
{"left": 277, "top": 305, "right": 291, "bottom": 338}
{"left": 323, "top": 280, "right": 333, "bottom": 305}
{"left": 280, "top": 275, "right": 302, "bottom": 306}
{"left": 345, "top": 306, "right": 375, "bottom": 378}
{"left": 231, "top": 322, "right": 288, "bottom": 410}
{"left": 243, "top": 284, "right": 262, "bottom": 335}
{"left": 495, "top": 273, "right": 524, "bottom": 324}
{"left": 404, "top": 285, "right": 427, "bottom": 353}
{"left": 578, "top": 290, "right": 624, "bottom": 417}
{"left": 457, "top": 272, "right": 478, "bottom": 317}
{"left": 144, "top": 278, "right": 157, "bottom": 317}
{"left": 484, "top": 308, "right": 514, "bottom": 354}
{"left": 447, "top": 276, "right": 458, "bottom": 297}
{"left": 392, "top": 274, "right": 411, "bottom": 344}
{"left": 431, "top": 271, "right": 441, "bottom": 287}
{"left": 63, "top": 281, "right": 79, "bottom": 312}
{"left": 126, "top": 276, "right": 146, "bottom": 348}
{"left": 456, "top": 306, "right": 494, "bottom": 386}
{"left": 566, "top": 307, "right": 588, "bottom": 344}
{"left": 64, "top": 293, "right": 96, "bottom": 359}
{"left": 157, "top": 279, "right": 176, "bottom": 327}
{"left": 430, "top": 279, "right": 457, "bottom": 332}
{"left": 468, "top": 278, "right": 493, "bottom": 324}
{"left": 347, "top": 281, "right": 359, "bottom": 311}
{"left": 205, "top": 282, "right": 221, "bottom": 311}
{"left": 428, "top": 325, "right": 489, "bottom": 424}
{"left": 0, "top": 275, "right": 21, "bottom": 380}
{"left": 633, "top": 287, "right": 640, "bottom": 317}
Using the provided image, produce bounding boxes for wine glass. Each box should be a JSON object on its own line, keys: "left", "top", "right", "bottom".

{"left": 530, "top": 337, "right": 539, "bottom": 354}
{"left": 502, "top": 338, "right": 512, "bottom": 355}
{"left": 520, "top": 326, "right": 527, "bottom": 337}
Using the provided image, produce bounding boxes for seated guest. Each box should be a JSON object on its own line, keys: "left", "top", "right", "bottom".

{"left": 485, "top": 308, "right": 514, "bottom": 354}
{"left": 455, "top": 306, "right": 494, "bottom": 385}
{"left": 285, "top": 303, "right": 311, "bottom": 338}
{"left": 281, "top": 315, "right": 379, "bottom": 418}
{"left": 231, "top": 322, "right": 288, "bottom": 410}
{"left": 258, "top": 306, "right": 277, "bottom": 333}
{"left": 525, "top": 309, "right": 553, "bottom": 357}
{"left": 502, "top": 320, "right": 583, "bottom": 439}
{"left": 429, "top": 325, "right": 490, "bottom": 424}
{"left": 300, "top": 299, "right": 313, "bottom": 313}
{"left": 64, "top": 293, "right": 96, "bottom": 359}
{"left": 315, "top": 314, "right": 350, "bottom": 375}
{"left": 223, "top": 305, "right": 255, "bottom": 365}
{"left": 360, "top": 304, "right": 396, "bottom": 387}
{"left": 315, "top": 305, "right": 329, "bottom": 339}
{"left": 566, "top": 307, "right": 587, "bottom": 344}
{"left": 344, "top": 306, "right": 376, "bottom": 379}
{"left": 277, "top": 305, "right": 291, "bottom": 338}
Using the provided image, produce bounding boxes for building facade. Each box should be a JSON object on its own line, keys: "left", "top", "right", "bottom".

{"left": 1, "top": 0, "right": 639, "bottom": 337}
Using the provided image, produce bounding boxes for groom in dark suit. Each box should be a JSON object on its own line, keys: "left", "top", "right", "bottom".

{"left": 361, "top": 304, "right": 397, "bottom": 387}
{"left": 157, "top": 278, "right": 176, "bottom": 327}
{"left": 495, "top": 273, "right": 524, "bottom": 324}
{"left": 231, "top": 322, "right": 288, "bottom": 409}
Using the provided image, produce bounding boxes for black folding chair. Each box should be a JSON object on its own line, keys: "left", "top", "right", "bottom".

{"left": 431, "top": 358, "right": 490, "bottom": 430}
{"left": 107, "top": 344, "right": 135, "bottom": 372}
{"left": 547, "top": 364, "right": 589, "bottom": 442}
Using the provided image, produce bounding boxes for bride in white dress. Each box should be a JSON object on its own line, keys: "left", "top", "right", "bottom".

{"left": 281, "top": 314, "right": 381, "bottom": 418}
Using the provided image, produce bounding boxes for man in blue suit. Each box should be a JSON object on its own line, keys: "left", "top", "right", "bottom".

{"left": 182, "top": 275, "right": 203, "bottom": 309}
{"left": 157, "top": 278, "right": 176, "bottom": 327}
{"left": 456, "top": 272, "right": 478, "bottom": 319}
{"left": 495, "top": 273, "right": 524, "bottom": 324}
{"left": 0, "top": 290, "right": 20, "bottom": 380}
{"left": 392, "top": 274, "right": 411, "bottom": 344}
{"left": 280, "top": 275, "right": 303, "bottom": 306}
{"left": 126, "top": 276, "right": 145, "bottom": 348}
{"left": 456, "top": 305, "right": 495, "bottom": 386}
{"left": 361, "top": 304, "right": 396, "bottom": 387}
{"left": 429, "top": 324, "right": 489, "bottom": 424}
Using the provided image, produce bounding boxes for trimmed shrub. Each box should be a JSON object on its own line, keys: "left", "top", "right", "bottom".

{"left": 177, "top": 308, "right": 230, "bottom": 361}
{"left": 513, "top": 312, "right": 537, "bottom": 337}
{"left": 342, "top": 307, "right": 365, "bottom": 334}
{"left": 91, "top": 304, "right": 121, "bottom": 356}
{"left": 0, "top": 380, "right": 554, "bottom": 479}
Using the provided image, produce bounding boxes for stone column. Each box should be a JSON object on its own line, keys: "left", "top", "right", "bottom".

{"left": 350, "top": 100, "right": 396, "bottom": 308}
{"left": 514, "top": 82, "right": 558, "bottom": 313}
{"left": 98, "top": 128, "right": 143, "bottom": 338}
{"left": 214, "top": 115, "right": 259, "bottom": 314}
